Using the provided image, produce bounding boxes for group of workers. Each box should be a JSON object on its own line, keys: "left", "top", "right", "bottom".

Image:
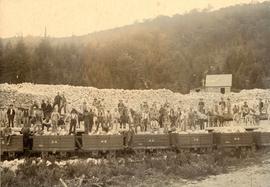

{"left": 0, "top": 93, "right": 269, "bottom": 138}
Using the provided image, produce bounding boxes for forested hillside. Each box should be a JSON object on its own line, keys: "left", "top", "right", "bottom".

{"left": 1, "top": 2, "right": 270, "bottom": 93}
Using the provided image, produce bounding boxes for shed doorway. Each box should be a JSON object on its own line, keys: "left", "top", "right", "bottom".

{"left": 220, "top": 88, "right": 225, "bottom": 94}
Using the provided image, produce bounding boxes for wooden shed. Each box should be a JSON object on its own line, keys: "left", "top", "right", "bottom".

{"left": 205, "top": 74, "right": 232, "bottom": 94}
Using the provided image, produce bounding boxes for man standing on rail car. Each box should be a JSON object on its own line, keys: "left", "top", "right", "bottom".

{"left": 53, "top": 92, "right": 62, "bottom": 113}
{"left": 159, "top": 104, "right": 166, "bottom": 128}
{"left": 88, "top": 109, "right": 95, "bottom": 133}
{"left": 83, "top": 109, "right": 92, "bottom": 134}
{"left": 219, "top": 97, "right": 226, "bottom": 115}
{"left": 169, "top": 109, "right": 177, "bottom": 130}
{"left": 45, "top": 100, "right": 53, "bottom": 118}
{"left": 22, "top": 107, "right": 29, "bottom": 127}
{"left": 226, "top": 98, "right": 232, "bottom": 115}
{"left": 118, "top": 100, "right": 125, "bottom": 114}
{"left": 42, "top": 116, "right": 52, "bottom": 131}
{"left": 96, "top": 109, "right": 106, "bottom": 132}
{"left": 69, "top": 109, "right": 78, "bottom": 135}
{"left": 112, "top": 108, "right": 120, "bottom": 130}
{"left": 41, "top": 100, "right": 47, "bottom": 118}
{"left": 81, "top": 101, "right": 88, "bottom": 114}
{"left": 149, "top": 103, "right": 159, "bottom": 130}
{"left": 51, "top": 107, "right": 60, "bottom": 133}
{"left": 259, "top": 98, "right": 264, "bottom": 115}
{"left": 242, "top": 102, "right": 250, "bottom": 118}
{"left": 60, "top": 93, "right": 67, "bottom": 114}
{"left": 188, "top": 108, "right": 196, "bottom": 130}
{"left": 105, "top": 110, "right": 112, "bottom": 130}
{"left": 7, "top": 104, "right": 16, "bottom": 127}
{"left": 141, "top": 102, "right": 150, "bottom": 131}
{"left": 198, "top": 98, "right": 205, "bottom": 114}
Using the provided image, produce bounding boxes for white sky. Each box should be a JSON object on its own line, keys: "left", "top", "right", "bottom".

{"left": 0, "top": 0, "right": 265, "bottom": 38}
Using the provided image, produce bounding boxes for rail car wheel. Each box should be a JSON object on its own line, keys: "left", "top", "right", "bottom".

{"left": 207, "top": 147, "right": 213, "bottom": 153}
{"left": 106, "top": 151, "right": 116, "bottom": 160}
{"left": 60, "top": 152, "right": 67, "bottom": 158}
{"left": 200, "top": 147, "right": 207, "bottom": 153}
{"left": 134, "top": 149, "right": 145, "bottom": 159}
{"left": 41, "top": 151, "right": 49, "bottom": 159}
{"left": 251, "top": 145, "right": 256, "bottom": 152}
{"left": 91, "top": 151, "right": 99, "bottom": 158}
{"left": 8, "top": 152, "right": 15, "bottom": 159}
{"left": 240, "top": 147, "right": 247, "bottom": 159}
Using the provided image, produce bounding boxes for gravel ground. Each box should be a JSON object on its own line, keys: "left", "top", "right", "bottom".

{"left": 183, "top": 154, "right": 270, "bottom": 187}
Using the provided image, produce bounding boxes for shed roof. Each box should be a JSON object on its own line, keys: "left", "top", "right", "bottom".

{"left": 205, "top": 74, "right": 232, "bottom": 87}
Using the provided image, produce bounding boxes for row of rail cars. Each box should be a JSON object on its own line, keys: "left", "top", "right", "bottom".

{"left": 1, "top": 130, "right": 270, "bottom": 159}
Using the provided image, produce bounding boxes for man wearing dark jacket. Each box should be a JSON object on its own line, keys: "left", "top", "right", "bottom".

{"left": 41, "top": 100, "right": 47, "bottom": 118}
{"left": 45, "top": 100, "right": 53, "bottom": 118}
{"left": 53, "top": 92, "right": 62, "bottom": 113}
{"left": 7, "top": 104, "right": 16, "bottom": 127}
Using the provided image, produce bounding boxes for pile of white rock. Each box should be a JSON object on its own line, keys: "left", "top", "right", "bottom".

{"left": 0, "top": 83, "right": 269, "bottom": 112}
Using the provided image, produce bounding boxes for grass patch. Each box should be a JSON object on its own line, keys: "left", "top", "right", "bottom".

{"left": 1, "top": 151, "right": 261, "bottom": 187}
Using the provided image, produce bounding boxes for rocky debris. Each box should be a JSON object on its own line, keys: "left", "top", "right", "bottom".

{"left": 0, "top": 83, "right": 269, "bottom": 112}
{"left": 0, "top": 159, "right": 25, "bottom": 172}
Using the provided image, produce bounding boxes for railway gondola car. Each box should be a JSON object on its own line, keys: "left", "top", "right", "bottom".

{"left": 0, "top": 135, "right": 23, "bottom": 158}
{"left": 129, "top": 134, "right": 171, "bottom": 151}
{"left": 81, "top": 134, "right": 124, "bottom": 158}
{"left": 255, "top": 132, "right": 270, "bottom": 147}
{"left": 214, "top": 132, "right": 256, "bottom": 155}
{"left": 171, "top": 133, "right": 213, "bottom": 152}
{"left": 32, "top": 135, "right": 75, "bottom": 157}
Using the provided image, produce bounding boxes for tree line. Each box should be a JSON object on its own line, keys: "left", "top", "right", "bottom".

{"left": 0, "top": 2, "right": 270, "bottom": 93}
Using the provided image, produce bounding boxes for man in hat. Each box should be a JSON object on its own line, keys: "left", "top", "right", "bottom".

{"left": 81, "top": 101, "right": 88, "bottom": 114}
{"left": 45, "top": 100, "right": 53, "bottom": 118}
{"left": 198, "top": 98, "right": 205, "bottom": 114}
{"left": 41, "top": 100, "right": 47, "bottom": 117}
{"left": 22, "top": 107, "right": 29, "bottom": 127}
{"left": 226, "top": 98, "right": 232, "bottom": 115}
{"left": 259, "top": 98, "right": 264, "bottom": 115}
{"left": 7, "top": 104, "right": 16, "bottom": 127}
{"left": 60, "top": 93, "right": 67, "bottom": 114}
{"left": 69, "top": 108, "right": 78, "bottom": 135}
{"left": 92, "top": 98, "right": 98, "bottom": 108}
{"left": 53, "top": 92, "right": 62, "bottom": 113}
{"left": 51, "top": 107, "right": 60, "bottom": 132}
{"left": 42, "top": 116, "right": 52, "bottom": 131}
{"left": 118, "top": 100, "right": 125, "bottom": 114}
{"left": 219, "top": 97, "right": 226, "bottom": 115}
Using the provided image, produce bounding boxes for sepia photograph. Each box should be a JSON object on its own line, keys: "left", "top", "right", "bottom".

{"left": 0, "top": 0, "right": 270, "bottom": 186}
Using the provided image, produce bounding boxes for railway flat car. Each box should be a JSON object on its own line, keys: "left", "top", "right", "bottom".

{"left": 130, "top": 134, "right": 171, "bottom": 150}
{"left": 171, "top": 133, "right": 213, "bottom": 152}
{"left": 0, "top": 135, "right": 23, "bottom": 157}
{"left": 32, "top": 135, "right": 75, "bottom": 155}
{"left": 81, "top": 134, "right": 124, "bottom": 151}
